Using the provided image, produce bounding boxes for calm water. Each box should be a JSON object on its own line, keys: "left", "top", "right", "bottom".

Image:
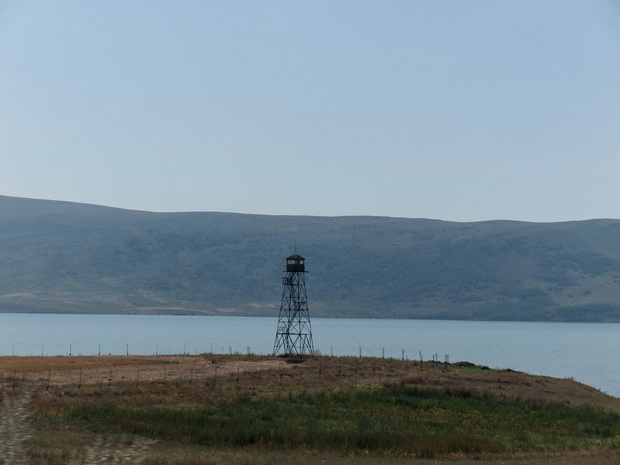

{"left": 0, "top": 313, "right": 618, "bottom": 397}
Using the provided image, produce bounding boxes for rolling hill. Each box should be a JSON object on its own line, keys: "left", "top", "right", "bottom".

{"left": 1, "top": 195, "right": 620, "bottom": 321}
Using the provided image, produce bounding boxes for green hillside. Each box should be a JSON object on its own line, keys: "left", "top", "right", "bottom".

{"left": 1, "top": 195, "right": 620, "bottom": 321}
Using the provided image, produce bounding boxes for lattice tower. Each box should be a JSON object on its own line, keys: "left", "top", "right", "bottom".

{"left": 273, "top": 253, "right": 314, "bottom": 355}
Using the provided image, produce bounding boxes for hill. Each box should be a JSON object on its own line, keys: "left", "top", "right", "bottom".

{"left": 11, "top": 354, "right": 620, "bottom": 463}
{"left": 1, "top": 195, "right": 620, "bottom": 321}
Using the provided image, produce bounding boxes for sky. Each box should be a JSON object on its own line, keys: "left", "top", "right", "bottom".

{"left": 1, "top": 1, "right": 619, "bottom": 222}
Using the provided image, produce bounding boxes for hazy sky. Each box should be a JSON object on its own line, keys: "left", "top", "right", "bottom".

{"left": 1, "top": 1, "right": 619, "bottom": 222}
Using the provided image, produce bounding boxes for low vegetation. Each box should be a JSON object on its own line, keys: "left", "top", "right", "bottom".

{"left": 55, "top": 384, "right": 620, "bottom": 457}
{"left": 0, "top": 354, "right": 615, "bottom": 464}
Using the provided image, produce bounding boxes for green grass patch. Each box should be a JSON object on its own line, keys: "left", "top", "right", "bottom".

{"left": 53, "top": 383, "right": 620, "bottom": 458}
{"left": 452, "top": 361, "right": 492, "bottom": 371}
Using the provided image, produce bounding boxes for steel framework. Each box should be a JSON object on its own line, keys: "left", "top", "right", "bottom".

{"left": 273, "top": 253, "right": 314, "bottom": 355}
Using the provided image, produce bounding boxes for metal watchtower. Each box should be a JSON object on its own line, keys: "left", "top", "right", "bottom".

{"left": 273, "top": 253, "right": 314, "bottom": 355}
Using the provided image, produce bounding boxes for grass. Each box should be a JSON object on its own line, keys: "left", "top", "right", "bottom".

{"left": 16, "top": 354, "right": 620, "bottom": 463}
{"left": 50, "top": 383, "right": 620, "bottom": 457}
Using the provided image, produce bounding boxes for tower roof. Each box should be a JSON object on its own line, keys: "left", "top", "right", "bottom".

{"left": 287, "top": 253, "right": 305, "bottom": 261}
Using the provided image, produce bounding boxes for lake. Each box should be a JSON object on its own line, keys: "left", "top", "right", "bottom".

{"left": 0, "top": 313, "right": 618, "bottom": 397}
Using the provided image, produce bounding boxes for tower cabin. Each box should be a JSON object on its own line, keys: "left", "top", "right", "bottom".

{"left": 286, "top": 253, "right": 305, "bottom": 273}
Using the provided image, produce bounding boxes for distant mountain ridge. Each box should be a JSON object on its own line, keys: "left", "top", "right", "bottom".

{"left": 1, "top": 195, "right": 620, "bottom": 322}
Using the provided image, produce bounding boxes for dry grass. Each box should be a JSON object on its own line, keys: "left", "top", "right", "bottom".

{"left": 1, "top": 354, "right": 616, "bottom": 408}
{"left": 0, "top": 354, "right": 289, "bottom": 385}
{"left": 7, "top": 354, "right": 616, "bottom": 413}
